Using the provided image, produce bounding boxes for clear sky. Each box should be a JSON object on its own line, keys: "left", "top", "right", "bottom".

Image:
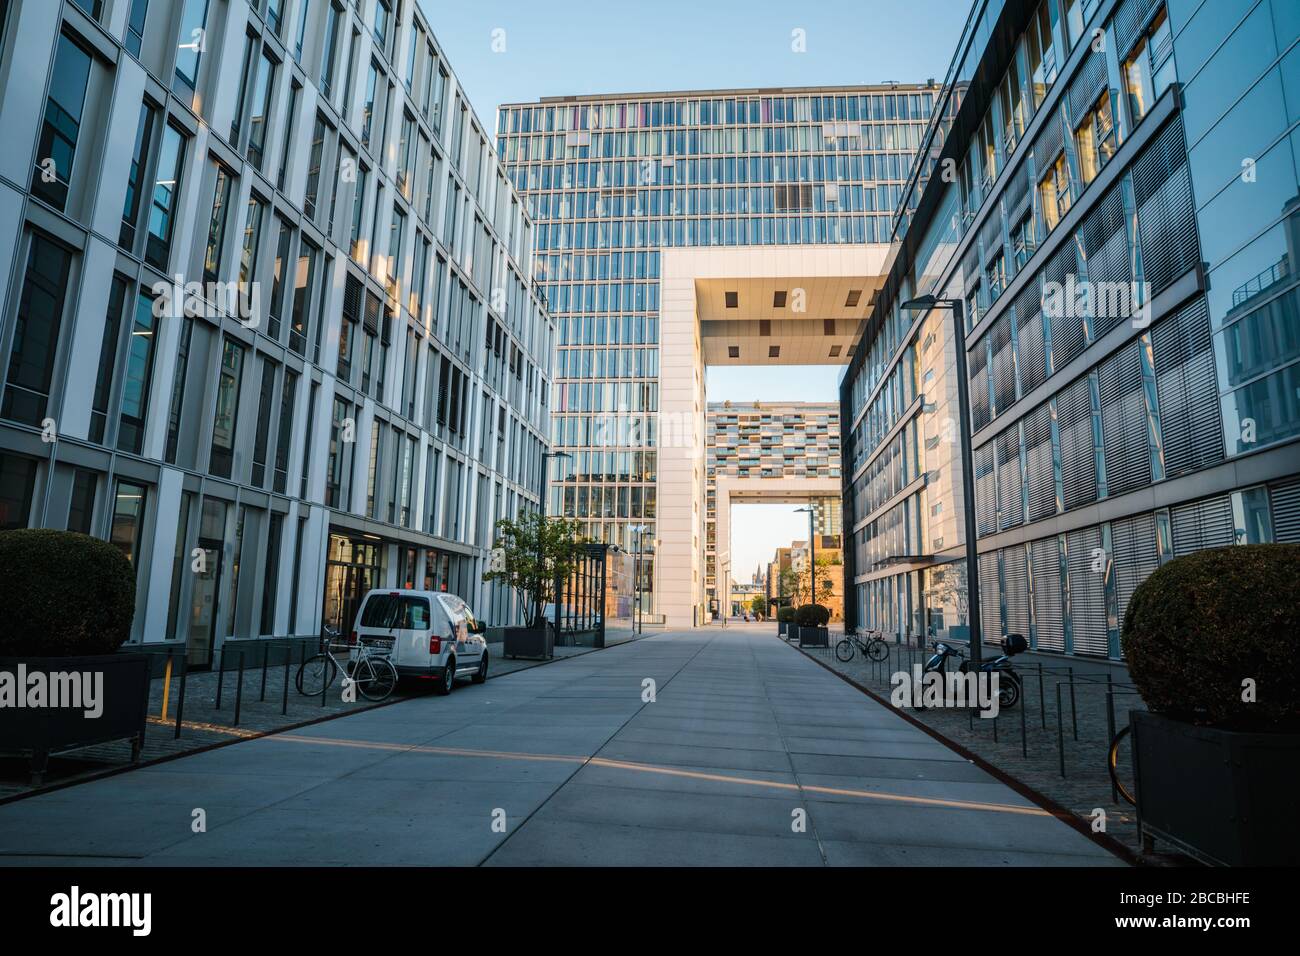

{"left": 706, "top": 364, "right": 842, "bottom": 404}
{"left": 418, "top": 0, "right": 971, "bottom": 133}
{"left": 728, "top": 504, "right": 813, "bottom": 588}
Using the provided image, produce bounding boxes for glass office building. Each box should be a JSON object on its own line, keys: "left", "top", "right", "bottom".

{"left": 0, "top": 0, "right": 553, "bottom": 665}
{"left": 704, "top": 401, "right": 841, "bottom": 609}
{"left": 497, "top": 85, "right": 937, "bottom": 615}
{"left": 841, "top": 0, "right": 1300, "bottom": 658}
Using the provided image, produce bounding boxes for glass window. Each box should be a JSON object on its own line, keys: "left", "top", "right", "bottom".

{"left": 1232, "top": 488, "right": 1273, "bottom": 544}
{"left": 321, "top": 1, "right": 342, "bottom": 96}
{"left": 90, "top": 275, "right": 128, "bottom": 445}
{"left": 109, "top": 480, "right": 147, "bottom": 567}
{"left": 239, "top": 195, "right": 265, "bottom": 288}
{"left": 273, "top": 369, "right": 297, "bottom": 494}
{"left": 3, "top": 233, "right": 73, "bottom": 426}
{"left": 209, "top": 338, "right": 245, "bottom": 479}
{"left": 146, "top": 123, "right": 186, "bottom": 270}
{"left": 0, "top": 453, "right": 37, "bottom": 530}
{"left": 125, "top": 0, "right": 149, "bottom": 57}
{"left": 31, "top": 33, "right": 93, "bottom": 212}
{"left": 119, "top": 102, "right": 156, "bottom": 250}
{"left": 67, "top": 469, "right": 97, "bottom": 534}
{"left": 204, "top": 164, "right": 234, "bottom": 282}
{"left": 304, "top": 114, "right": 327, "bottom": 221}
{"left": 246, "top": 47, "right": 276, "bottom": 170}
{"left": 174, "top": 0, "right": 210, "bottom": 95}
{"left": 289, "top": 240, "right": 317, "bottom": 355}
{"left": 116, "top": 289, "right": 159, "bottom": 455}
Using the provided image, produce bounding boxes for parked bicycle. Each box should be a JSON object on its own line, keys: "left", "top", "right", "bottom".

{"left": 1108, "top": 725, "right": 1137, "bottom": 805}
{"left": 296, "top": 625, "right": 398, "bottom": 701}
{"left": 835, "top": 628, "right": 891, "bottom": 663}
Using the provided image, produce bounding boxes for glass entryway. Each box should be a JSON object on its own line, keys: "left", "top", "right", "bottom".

{"left": 322, "top": 533, "right": 386, "bottom": 633}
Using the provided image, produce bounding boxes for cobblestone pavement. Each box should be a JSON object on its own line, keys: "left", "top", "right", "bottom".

{"left": 785, "top": 628, "right": 1177, "bottom": 863}
{"left": 0, "top": 636, "right": 638, "bottom": 801}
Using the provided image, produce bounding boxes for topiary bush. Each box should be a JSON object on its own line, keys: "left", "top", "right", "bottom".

{"left": 1121, "top": 544, "right": 1300, "bottom": 730}
{"left": 795, "top": 603, "right": 830, "bottom": 627}
{"left": 0, "top": 529, "right": 136, "bottom": 657}
{"left": 776, "top": 606, "right": 796, "bottom": 624}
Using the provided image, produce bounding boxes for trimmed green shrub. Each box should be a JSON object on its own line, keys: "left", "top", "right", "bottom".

{"left": 795, "top": 603, "right": 830, "bottom": 627}
{"left": 776, "top": 606, "right": 796, "bottom": 624}
{"left": 0, "top": 529, "right": 136, "bottom": 657}
{"left": 1121, "top": 544, "right": 1300, "bottom": 729}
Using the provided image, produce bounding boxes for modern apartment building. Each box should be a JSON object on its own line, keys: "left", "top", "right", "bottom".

{"left": 497, "top": 84, "right": 938, "bottom": 625}
{"left": 704, "top": 400, "right": 841, "bottom": 609}
{"left": 0, "top": 0, "right": 554, "bottom": 666}
{"left": 841, "top": 0, "right": 1300, "bottom": 658}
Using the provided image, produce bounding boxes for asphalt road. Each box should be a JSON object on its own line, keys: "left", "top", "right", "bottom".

{"left": 0, "top": 626, "right": 1123, "bottom": 866}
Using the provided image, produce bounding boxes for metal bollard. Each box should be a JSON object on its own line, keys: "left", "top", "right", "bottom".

{"left": 214, "top": 657, "right": 225, "bottom": 710}
{"left": 260, "top": 643, "right": 270, "bottom": 702}
{"left": 174, "top": 655, "right": 188, "bottom": 740}
{"left": 282, "top": 643, "right": 292, "bottom": 716}
{"left": 1068, "top": 667, "right": 1079, "bottom": 740}
{"left": 1020, "top": 686, "right": 1027, "bottom": 758}
{"left": 233, "top": 652, "right": 245, "bottom": 726}
{"left": 1056, "top": 682, "right": 1066, "bottom": 777}
{"left": 1037, "top": 663, "right": 1046, "bottom": 729}
{"left": 1106, "top": 687, "right": 1118, "bottom": 804}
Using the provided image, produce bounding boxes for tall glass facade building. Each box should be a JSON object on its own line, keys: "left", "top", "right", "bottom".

{"left": 841, "top": 0, "right": 1300, "bottom": 658}
{"left": 0, "top": 0, "right": 553, "bottom": 665}
{"left": 497, "top": 85, "right": 937, "bottom": 616}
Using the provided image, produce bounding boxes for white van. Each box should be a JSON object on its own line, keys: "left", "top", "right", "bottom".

{"left": 350, "top": 589, "right": 488, "bottom": 695}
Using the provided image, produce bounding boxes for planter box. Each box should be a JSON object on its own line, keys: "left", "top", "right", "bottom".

{"left": 0, "top": 653, "right": 150, "bottom": 786}
{"left": 1131, "top": 710, "right": 1300, "bottom": 866}
{"left": 776, "top": 621, "right": 788, "bottom": 637}
{"left": 798, "top": 626, "right": 829, "bottom": 648}
{"left": 502, "top": 625, "right": 553, "bottom": 660}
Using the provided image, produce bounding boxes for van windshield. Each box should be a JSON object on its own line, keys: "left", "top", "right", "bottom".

{"left": 360, "top": 595, "right": 431, "bottom": 630}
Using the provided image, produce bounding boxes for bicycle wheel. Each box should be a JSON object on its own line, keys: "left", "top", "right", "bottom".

{"left": 356, "top": 657, "right": 398, "bottom": 701}
{"left": 296, "top": 654, "right": 338, "bottom": 696}
{"left": 866, "top": 638, "right": 890, "bottom": 662}
{"left": 996, "top": 671, "right": 1021, "bottom": 709}
{"left": 1109, "top": 726, "right": 1136, "bottom": 806}
{"left": 834, "top": 638, "right": 855, "bottom": 662}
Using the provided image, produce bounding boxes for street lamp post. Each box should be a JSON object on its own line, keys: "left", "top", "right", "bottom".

{"left": 630, "top": 524, "right": 647, "bottom": 634}
{"left": 795, "top": 506, "right": 816, "bottom": 607}
{"left": 901, "top": 295, "right": 981, "bottom": 662}
{"left": 537, "top": 450, "right": 571, "bottom": 630}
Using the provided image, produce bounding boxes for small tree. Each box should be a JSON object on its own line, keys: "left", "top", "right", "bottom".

{"left": 482, "top": 511, "right": 581, "bottom": 628}
{"left": 748, "top": 594, "right": 765, "bottom": 619}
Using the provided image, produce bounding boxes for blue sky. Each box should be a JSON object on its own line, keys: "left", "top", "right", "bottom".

{"left": 419, "top": 0, "right": 971, "bottom": 133}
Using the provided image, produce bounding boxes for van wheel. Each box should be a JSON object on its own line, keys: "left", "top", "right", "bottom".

{"left": 434, "top": 659, "right": 455, "bottom": 696}
{"left": 472, "top": 653, "right": 488, "bottom": 684}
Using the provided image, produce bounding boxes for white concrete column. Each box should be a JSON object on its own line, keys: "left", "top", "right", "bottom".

{"left": 657, "top": 276, "right": 705, "bottom": 628}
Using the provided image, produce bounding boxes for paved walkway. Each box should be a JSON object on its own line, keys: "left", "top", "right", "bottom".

{"left": 0, "top": 626, "right": 1122, "bottom": 866}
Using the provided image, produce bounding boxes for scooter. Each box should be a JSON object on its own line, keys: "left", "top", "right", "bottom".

{"left": 923, "top": 633, "right": 1027, "bottom": 709}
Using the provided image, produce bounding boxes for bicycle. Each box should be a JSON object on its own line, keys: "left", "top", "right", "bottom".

{"left": 296, "top": 625, "right": 398, "bottom": 701}
{"left": 835, "top": 629, "right": 891, "bottom": 663}
{"left": 1108, "top": 724, "right": 1137, "bottom": 806}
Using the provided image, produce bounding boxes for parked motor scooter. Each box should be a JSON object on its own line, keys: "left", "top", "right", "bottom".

{"left": 923, "top": 633, "right": 1027, "bottom": 709}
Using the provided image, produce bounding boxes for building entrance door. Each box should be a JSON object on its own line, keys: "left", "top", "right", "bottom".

{"left": 186, "top": 539, "right": 223, "bottom": 669}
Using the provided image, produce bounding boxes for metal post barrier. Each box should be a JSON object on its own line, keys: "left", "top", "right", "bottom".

{"left": 1037, "top": 663, "right": 1046, "bottom": 728}
{"left": 1068, "top": 666, "right": 1079, "bottom": 740}
{"left": 214, "top": 657, "right": 225, "bottom": 710}
{"left": 992, "top": 711, "right": 998, "bottom": 743}
{"left": 1106, "top": 687, "right": 1118, "bottom": 804}
{"left": 260, "top": 642, "right": 270, "bottom": 701}
{"left": 282, "top": 642, "right": 292, "bottom": 716}
{"left": 174, "top": 654, "right": 188, "bottom": 740}
{"left": 321, "top": 642, "right": 328, "bottom": 707}
{"left": 233, "top": 652, "right": 245, "bottom": 726}
{"left": 1020, "top": 688, "right": 1027, "bottom": 757}
{"left": 1056, "top": 682, "right": 1066, "bottom": 777}
{"left": 159, "top": 655, "right": 174, "bottom": 721}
